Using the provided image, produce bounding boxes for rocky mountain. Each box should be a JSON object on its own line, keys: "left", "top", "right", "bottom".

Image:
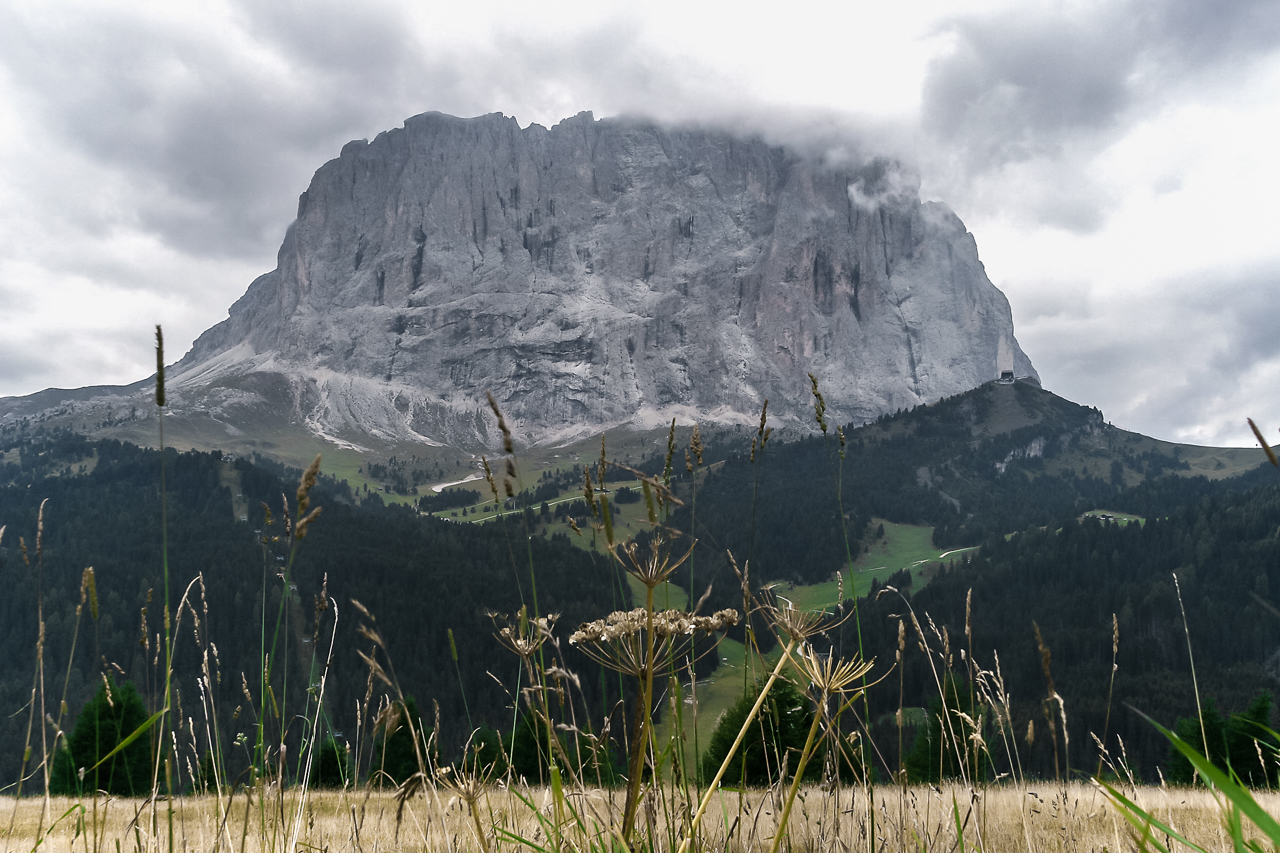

{"left": 2, "top": 111, "right": 1036, "bottom": 450}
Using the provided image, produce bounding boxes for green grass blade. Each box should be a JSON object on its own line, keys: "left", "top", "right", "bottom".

{"left": 1096, "top": 779, "right": 1200, "bottom": 853}
{"left": 952, "top": 792, "right": 967, "bottom": 853}
{"left": 87, "top": 709, "right": 165, "bottom": 772}
{"left": 1135, "top": 708, "right": 1280, "bottom": 841}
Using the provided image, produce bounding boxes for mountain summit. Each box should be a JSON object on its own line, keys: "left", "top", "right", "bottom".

{"left": 11, "top": 111, "right": 1038, "bottom": 449}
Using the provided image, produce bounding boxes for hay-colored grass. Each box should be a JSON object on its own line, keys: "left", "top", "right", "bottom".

{"left": 5, "top": 782, "right": 1274, "bottom": 851}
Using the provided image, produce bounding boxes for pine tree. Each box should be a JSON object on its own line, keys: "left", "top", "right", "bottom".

{"left": 51, "top": 678, "right": 152, "bottom": 796}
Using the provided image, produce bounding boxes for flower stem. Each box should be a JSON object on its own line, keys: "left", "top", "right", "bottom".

{"left": 677, "top": 637, "right": 798, "bottom": 853}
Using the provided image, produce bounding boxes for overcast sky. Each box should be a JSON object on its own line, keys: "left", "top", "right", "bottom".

{"left": 1, "top": 0, "right": 1278, "bottom": 447}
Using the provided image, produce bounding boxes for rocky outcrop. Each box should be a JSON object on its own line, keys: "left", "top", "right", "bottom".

{"left": 12, "top": 111, "right": 1040, "bottom": 448}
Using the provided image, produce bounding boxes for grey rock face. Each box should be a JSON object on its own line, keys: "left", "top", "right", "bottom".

{"left": 167, "top": 110, "right": 1036, "bottom": 447}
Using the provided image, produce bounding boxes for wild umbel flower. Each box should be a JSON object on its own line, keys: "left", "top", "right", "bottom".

{"left": 767, "top": 598, "right": 845, "bottom": 643}
{"left": 569, "top": 608, "right": 738, "bottom": 677}
{"left": 613, "top": 529, "right": 693, "bottom": 589}
{"left": 794, "top": 643, "right": 875, "bottom": 699}
{"left": 493, "top": 609, "right": 559, "bottom": 660}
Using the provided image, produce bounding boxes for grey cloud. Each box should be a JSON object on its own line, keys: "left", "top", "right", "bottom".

{"left": 1189, "top": 271, "right": 1280, "bottom": 373}
{"left": 1145, "top": 0, "right": 1280, "bottom": 71}
{"left": 0, "top": 2, "right": 443, "bottom": 261}
{"left": 0, "top": 342, "right": 54, "bottom": 390}
{"left": 1020, "top": 261, "right": 1280, "bottom": 445}
{"left": 0, "top": 5, "right": 761, "bottom": 271}
{"left": 923, "top": 11, "right": 1136, "bottom": 167}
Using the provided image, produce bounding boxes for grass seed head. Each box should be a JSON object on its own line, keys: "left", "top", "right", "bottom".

{"left": 297, "top": 453, "right": 322, "bottom": 513}
{"left": 583, "top": 466, "right": 598, "bottom": 518}
{"left": 295, "top": 505, "right": 322, "bottom": 539}
{"left": 487, "top": 391, "right": 514, "bottom": 454}
{"left": 664, "top": 418, "right": 676, "bottom": 486}
{"left": 155, "top": 325, "right": 166, "bottom": 407}
{"left": 1248, "top": 418, "right": 1278, "bottom": 467}
{"left": 808, "top": 373, "right": 828, "bottom": 433}
{"left": 481, "top": 456, "right": 499, "bottom": 504}
{"left": 37, "top": 499, "right": 46, "bottom": 557}
{"left": 83, "top": 567, "right": 98, "bottom": 620}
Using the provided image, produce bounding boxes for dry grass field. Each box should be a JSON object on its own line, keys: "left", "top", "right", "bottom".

{"left": 4, "top": 782, "right": 1276, "bottom": 852}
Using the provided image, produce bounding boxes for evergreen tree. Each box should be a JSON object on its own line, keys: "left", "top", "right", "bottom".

{"left": 1226, "top": 692, "right": 1278, "bottom": 788}
{"left": 1170, "top": 692, "right": 1278, "bottom": 786}
{"left": 1169, "top": 698, "right": 1229, "bottom": 785}
{"left": 50, "top": 678, "right": 152, "bottom": 796}
{"left": 904, "top": 676, "right": 991, "bottom": 784}
{"left": 460, "top": 725, "right": 508, "bottom": 779}
{"left": 372, "top": 697, "right": 434, "bottom": 786}
{"left": 700, "top": 681, "right": 815, "bottom": 787}
{"left": 309, "top": 736, "right": 349, "bottom": 789}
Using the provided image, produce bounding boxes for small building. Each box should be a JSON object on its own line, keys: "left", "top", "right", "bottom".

{"left": 997, "top": 370, "right": 1015, "bottom": 384}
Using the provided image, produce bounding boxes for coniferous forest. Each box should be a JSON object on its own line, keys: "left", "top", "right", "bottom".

{"left": 2, "top": 376, "right": 1277, "bottom": 792}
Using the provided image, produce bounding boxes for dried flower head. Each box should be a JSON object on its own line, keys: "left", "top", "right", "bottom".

{"left": 493, "top": 608, "right": 559, "bottom": 660}
{"left": 795, "top": 643, "right": 875, "bottom": 698}
{"left": 613, "top": 530, "right": 693, "bottom": 589}
{"left": 767, "top": 597, "right": 845, "bottom": 643}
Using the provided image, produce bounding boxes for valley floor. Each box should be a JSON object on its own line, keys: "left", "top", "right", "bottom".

{"left": 4, "top": 782, "right": 1273, "bottom": 852}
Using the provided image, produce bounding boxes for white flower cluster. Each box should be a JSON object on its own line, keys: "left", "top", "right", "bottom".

{"left": 570, "top": 608, "right": 738, "bottom": 645}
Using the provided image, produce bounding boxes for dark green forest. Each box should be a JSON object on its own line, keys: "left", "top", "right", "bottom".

{"left": 2, "top": 376, "right": 1277, "bottom": 791}
{"left": 836, "top": 482, "right": 1280, "bottom": 782}
{"left": 0, "top": 431, "right": 633, "bottom": 788}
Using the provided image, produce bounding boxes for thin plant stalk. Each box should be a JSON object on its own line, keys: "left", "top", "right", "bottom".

{"left": 767, "top": 700, "right": 825, "bottom": 853}
{"left": 1174, "top": 572, "right": 1211, "bottom": 766}
{"left": 676, "top": 636, "right": 798, "bottom": 853}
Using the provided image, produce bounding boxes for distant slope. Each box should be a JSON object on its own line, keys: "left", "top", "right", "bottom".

{"left": 0, "top": 430, "right": 628, "bottom": 785}
{"left": 654, "top": 379, "right": 1265, "bottom": 622}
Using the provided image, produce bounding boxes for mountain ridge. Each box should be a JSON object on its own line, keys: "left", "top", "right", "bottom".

{"left": 2, "top": 110, "right": 1035, "bottom": 453}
